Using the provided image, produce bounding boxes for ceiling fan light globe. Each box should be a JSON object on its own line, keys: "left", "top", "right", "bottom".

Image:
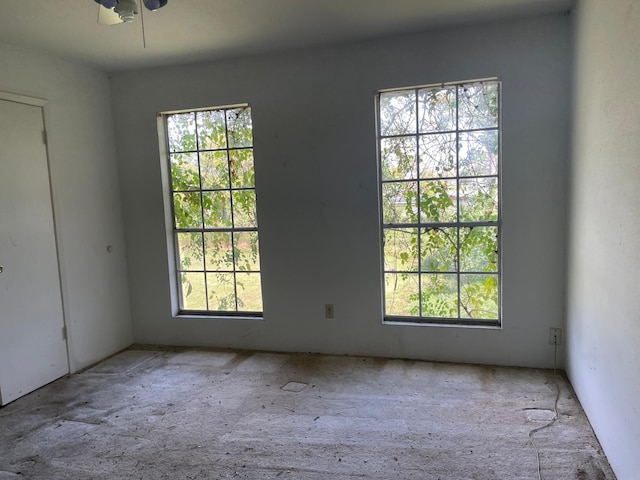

{"left": 143, "top": 0, "right": 168, "bottom": 11}
{"left": 119, "top": 12, "right": 136, "bottom": 22}
{"left": 114, "top": 0, "right": 138, "bottom": 21}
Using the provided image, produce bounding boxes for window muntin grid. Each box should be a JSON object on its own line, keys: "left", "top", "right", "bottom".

{"left": 165, "top": 105, "right": 262, "bottom": 315}
{"left": 378, "top": 80, "right": 501, "bottom": 325}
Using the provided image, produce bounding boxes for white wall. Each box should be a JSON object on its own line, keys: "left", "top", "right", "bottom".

{"left": 567, "top": 1, "right": 640, "bottom": 478}
{"left": 0, "top": 43, "right": 133, "bottom": 371}
{"left": 113, "top": 14, "right": 571, "bottom": 368}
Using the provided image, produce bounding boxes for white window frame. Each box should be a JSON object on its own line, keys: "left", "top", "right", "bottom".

{"left": 158, "top": 104, "right": 263, "bottom": 318}
{"left": 377, "top": 78, "right": 502, "bottom": 326}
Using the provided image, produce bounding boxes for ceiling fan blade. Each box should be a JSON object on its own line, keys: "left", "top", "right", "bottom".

{"left": 97, "top": 5, "right": 124, "bottom": 26}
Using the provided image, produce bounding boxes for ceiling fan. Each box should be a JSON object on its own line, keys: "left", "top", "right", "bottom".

{"left": 95, "top": 0, "right": 168, "bottom": 26}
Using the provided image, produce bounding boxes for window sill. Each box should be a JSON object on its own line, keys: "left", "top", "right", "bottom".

{"left": 174, "top": 313, "right": 264, "bottom": 321}
{"left": 383, "top": 317, "right": 501, "bottom": 329}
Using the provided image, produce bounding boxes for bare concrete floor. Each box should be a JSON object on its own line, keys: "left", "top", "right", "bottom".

{"left": 0, "top": 347, "right": 615, "bottom": 480}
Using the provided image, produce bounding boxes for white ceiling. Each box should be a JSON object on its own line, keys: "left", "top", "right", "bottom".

{"left": 0, "top": 0, "right": 573, "bottom": 72}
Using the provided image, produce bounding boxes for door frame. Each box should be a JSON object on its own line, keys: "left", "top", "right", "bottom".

{"left": 0, "top": 90, "right": 73, "bottom": 381}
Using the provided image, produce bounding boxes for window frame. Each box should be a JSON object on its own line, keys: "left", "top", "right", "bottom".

{"left": 377, "top": 78, "right": 502, "bottom": 327}
{"left": 159, "top": 103, "right": 263, "bottom": 318}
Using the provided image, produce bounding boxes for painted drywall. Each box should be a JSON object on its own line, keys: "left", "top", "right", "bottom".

{"left": 112, "top": 14, "right": 571, "bottom": 368}
{"left": 567, "top": 1, "right": 640, "bottom": 478}
{"left": 0, "top": 43, "right": 133, "bottom": 371}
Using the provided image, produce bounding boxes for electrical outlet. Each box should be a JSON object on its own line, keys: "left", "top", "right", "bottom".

{"left": 549, "top": 328, "right": 562, "bottom": 345}
{"left": 325, "top": 304, "right": 335, "bottom": 319}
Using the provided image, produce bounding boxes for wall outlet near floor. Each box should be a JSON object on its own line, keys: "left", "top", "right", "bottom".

{"left": 324, "top": 304, "right": 335, "bottom": 319}
{"left": 549, "top": 328, "right": 562, "bottom": 345}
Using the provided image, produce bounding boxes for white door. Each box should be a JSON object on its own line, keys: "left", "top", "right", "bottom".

{"left": 0, "top": 96, "right": 69, "bottom": 406}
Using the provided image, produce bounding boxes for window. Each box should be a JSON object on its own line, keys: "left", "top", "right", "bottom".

{"left": 163, "top": 105, "right": 262, "bottom": 315}
{"left": 378, "top": 79, "right": 500, "bottom": 325}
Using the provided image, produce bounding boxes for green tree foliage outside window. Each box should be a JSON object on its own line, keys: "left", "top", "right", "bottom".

{"left": 166, "top": 106, "right": 262, "bottom": 314}
{"left": 379, "top": 80, "right": 500, "bottom": 323}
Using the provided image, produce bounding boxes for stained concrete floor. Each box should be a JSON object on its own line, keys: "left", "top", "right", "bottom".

{"left": 0, "top": 347, "right": 615, "bottom": 480}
